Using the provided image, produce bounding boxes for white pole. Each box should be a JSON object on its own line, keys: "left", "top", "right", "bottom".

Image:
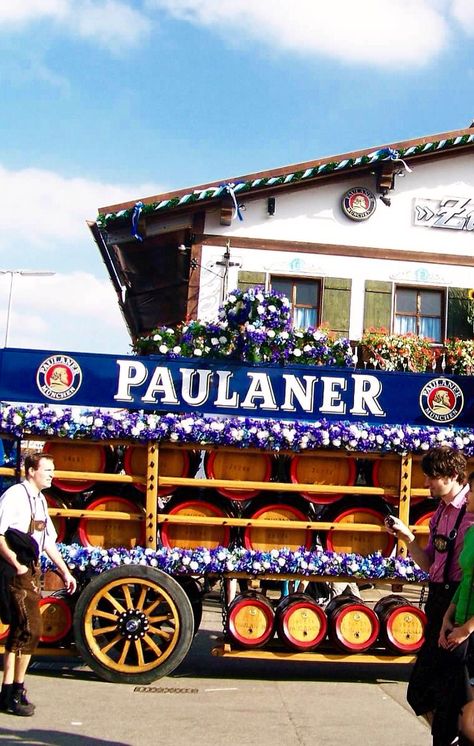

{"left": 4, "top": 271, "right": 14, "bottom": 348}
{"left": 0, "top": 270, "right": 56, "bottom": 348}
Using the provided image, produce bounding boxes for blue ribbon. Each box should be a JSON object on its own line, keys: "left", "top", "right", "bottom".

{"left": 222, "top": 183, "right": 244, "bottom": 221}
{"left": 131, "top": 201, "right": 144, "bottom": 241}
{"left": 382, "top": 148, "right": 413, "bottom": 173}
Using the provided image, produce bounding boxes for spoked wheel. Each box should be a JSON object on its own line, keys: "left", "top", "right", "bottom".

{"left": 73, "top": 566, "right": 195, "bottom": 684}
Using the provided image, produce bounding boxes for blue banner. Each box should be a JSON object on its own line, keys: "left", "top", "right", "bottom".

{"left": 0, "top": 347, "right": 472, "bottom": 427}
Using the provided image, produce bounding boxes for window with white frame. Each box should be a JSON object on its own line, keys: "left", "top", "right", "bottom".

{"left": 394, "top": 286, "right": 443, "bottom": 342}
{"left": 271, "top": 277, "right": 321, "bottom": 329}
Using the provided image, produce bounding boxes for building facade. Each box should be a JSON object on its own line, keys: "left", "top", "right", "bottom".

{"left": 91, "top": 125, "right": 474, "bottom": 345}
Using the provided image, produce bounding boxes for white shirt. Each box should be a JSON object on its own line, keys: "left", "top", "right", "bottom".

{"left": 0, "top": 481, "right": 57, "bottom": 552}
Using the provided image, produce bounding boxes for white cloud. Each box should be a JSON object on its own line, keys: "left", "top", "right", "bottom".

{"left": 0, "top": 271, "right": 132, "bottom": 354}
{"left": 0, "top": 163, "right": 161, "bottom": 257}
{"left": 0, "top": 0, "right": 151, "bottom": 51}
{"left": 147, "top": 0, "right": 451, "bottom": 67}
{"left": 0, "top": 164, "right": 164, "bottom": 354}
{"left": 451, "top": 0, "right": 474, "bottom": 32}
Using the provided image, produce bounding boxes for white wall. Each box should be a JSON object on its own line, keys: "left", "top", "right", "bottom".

{"left": 197, "top": 153, "right": 474, "bottom": 338}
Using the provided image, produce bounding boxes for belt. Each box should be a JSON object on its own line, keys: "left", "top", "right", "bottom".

{"left": 428, "top": 580, "right": 458, "bottom": 591}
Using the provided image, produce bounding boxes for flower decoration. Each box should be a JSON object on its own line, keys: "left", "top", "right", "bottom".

{"left": 287, "top": 327, "right": 353, "bottom": 366}
{"left": 41, "top": 544, "right": 428, "bottom": 583}
{"left": 444, "top": 338, "right": 474, "bottom": 375}
{"left": 218, "top": 287, "right": 292, "bottom": 333}
{"left": 3, "top": 403, "right": 474, "bottom": 457}
{"left": 361, "top": 328, "right": 438, "bottom": 372}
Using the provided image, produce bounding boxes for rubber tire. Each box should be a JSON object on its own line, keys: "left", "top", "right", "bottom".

{"left": 175, "top": 576, "right": 203, "bottom": 634}
{"left": 73, "top": 565, "right": 195, "bottom": 684}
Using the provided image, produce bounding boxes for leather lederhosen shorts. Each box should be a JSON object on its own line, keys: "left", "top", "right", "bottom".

{"left": 6, "top": 564, "right": 42, "bottom": 654}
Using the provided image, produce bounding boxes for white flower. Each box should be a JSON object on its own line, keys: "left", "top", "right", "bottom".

{"left": 219, "top": 335, "right": 228, "bottom": 344}
{"left": 173, "top": 345, "right": 182, "bottom": 354}
{"left": 267, "top": 330, "right": 276, "bottom": 338}
{"left": 292, "top": 349, "right": 302, "bottom": 357}
{"left": 193, "top": 348, "right": 202, "bottom": 356}
{"left": 159, "top": 344, "right": 168, "bottom": 354}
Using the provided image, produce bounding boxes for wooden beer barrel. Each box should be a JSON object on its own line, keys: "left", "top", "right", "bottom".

{"left": 0, "top": 620, "right": 9, "bottom": 641}
{"left": 289, "top": 453, "right": 357, "bottom": 504}
{"left": 204, "top": 451, "right": 272, "bottom": 501}
{"left": 372, "top": 457, "right": 427, "bottom": 506}
{"left": 275, "top": 593, "right": 327, "bottom": 650}
{"left": 39, "top": 596, "right": 73, "bottom": 644}
{"left": 374, "top": 595, "right": 427, "bottom": 653}
{"left": 322, "top": 499, "right": 395, "bottom": 557}
{"left": 42, "top": 568, "right": 67, "bottom": 593}
{"left": 160, "top": 498, "right": 231, "bottom": 549}
{"left": 243, "top": 502, "right": 312, "bottom": 551}
{"left": 227, "top": 592, "right": 275, "bottom": 648}
{"left": 123, "top": 445, "right": 191, "bottom": 496}
{"left": 45, "top": 493, "right": 68, "bottom": 543}
{"left": 326, "top": 594, "right": 380, "bottom": 652}
{"left": 43, "top": 441, "right": 107, "bottom": 493}
{"left": 78, "top": 495, "right": 145, "bottom": 548}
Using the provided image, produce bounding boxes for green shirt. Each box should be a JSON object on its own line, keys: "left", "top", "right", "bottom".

{"left": 451, "top": 525, "right": 474, "bottom": 625}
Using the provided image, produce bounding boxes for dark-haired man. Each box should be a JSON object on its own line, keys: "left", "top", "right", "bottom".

{"left": 385, "top": 446, "right": 474, "bottom": 743}
{"left": 0, "top": 452, "right": 76, "bottom": 716}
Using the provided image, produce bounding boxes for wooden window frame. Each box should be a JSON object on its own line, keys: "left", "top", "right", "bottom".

{"left": 393, "top": 285, "right": 445, "bottom": 342}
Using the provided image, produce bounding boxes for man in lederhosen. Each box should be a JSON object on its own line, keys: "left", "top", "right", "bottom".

{"left": 0, "top": 451, "right": 76, "bottom": 716}
{"left": 385, "top": 446, "right": 474, "bottom": 743}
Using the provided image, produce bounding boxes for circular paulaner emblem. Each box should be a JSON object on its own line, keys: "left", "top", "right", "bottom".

{"left": 36, "top": 355, "right": 83, "bottom": 401}
{"left": 341, "top": 187, "right": 377, "bottom": 221}
{"left": 419, "top": 378, "right": 464, "bottom": 423}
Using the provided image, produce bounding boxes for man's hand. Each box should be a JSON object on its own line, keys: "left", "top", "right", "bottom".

{"left": 16, "top": 563, "right": 28, "bottom": 575}
{"left": 439, "top": 619, "right": 454, "bottom": 648}
{"left": 62, "top": 571, "right": 77, "bottom": 594}
{"left": 445, "top": 625, "right": 470, "bottom": 649}
{"left": 384, "top": 516, "right": 415, "bottom": 543}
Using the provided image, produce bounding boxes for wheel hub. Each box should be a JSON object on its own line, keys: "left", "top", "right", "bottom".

{"left": 117, "top": 609, "right": 150, "bottom": 640}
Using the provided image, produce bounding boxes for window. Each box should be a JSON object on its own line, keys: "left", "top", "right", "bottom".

{"left": 394, "top": 286, "right": 443, "bottom": 342}
{"left": 271, "top": 277, "right": 321, "bottom": 328}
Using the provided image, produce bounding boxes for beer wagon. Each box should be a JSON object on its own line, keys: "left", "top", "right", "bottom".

{"left": 0, "top": 334, "right": 472, "bottom": 684}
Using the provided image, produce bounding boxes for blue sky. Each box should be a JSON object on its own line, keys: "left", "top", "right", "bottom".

{"left": 1, "top": 0, "right": 473, "bottom": 355}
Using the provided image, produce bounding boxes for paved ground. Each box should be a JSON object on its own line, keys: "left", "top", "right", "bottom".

{"left": 0, "top": 586, "right": 431, "bottom": 746}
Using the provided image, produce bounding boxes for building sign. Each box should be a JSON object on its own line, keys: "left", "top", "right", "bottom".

{"left": 414, "top": 197, "right": 474, "bottom": 231}
{"left": 341, "top": 187, "right": 377, "bottom": 221}
{"left": 0, "top": 347, "right": 473, "bottom": 428}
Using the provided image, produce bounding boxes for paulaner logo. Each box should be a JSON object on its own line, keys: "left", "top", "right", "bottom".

{"left": 36, "top": 355, "right": 83, "bottom": 401}
{"left": 419, "top": 378, "right": 464, "bottom": 423}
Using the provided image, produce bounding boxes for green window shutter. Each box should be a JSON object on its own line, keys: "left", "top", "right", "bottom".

{"left": 447, "top": 287, "right": 474, "bottom": 340}
{"left": 321, "top": 277, "right": 351, "bottom": 336}
{"left": 363, "top": 280, "right": 392, "bottom": 332}
{"left": 237, "top": 271, "right": 266, "bottom": 293}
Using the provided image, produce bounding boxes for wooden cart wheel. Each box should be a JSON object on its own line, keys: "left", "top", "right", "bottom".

{"left": 73, "top": 566, "right": 195, "bottom": 684}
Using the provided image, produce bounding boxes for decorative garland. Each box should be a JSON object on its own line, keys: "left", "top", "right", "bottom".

{"left": 97, "top": 136, "right": 474, "bottom": 230}
{"left": 2, "top": 403, "right": 474, "bottom": 455}
{"left": 41, "top": 544, "right": 428, "bottom": 583}
{"left": 133, "top": 288, "right": 354, "bottom": 366}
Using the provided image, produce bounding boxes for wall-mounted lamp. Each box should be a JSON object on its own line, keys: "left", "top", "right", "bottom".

{"left": 178, "top": 244, "right": 190, "bottom": 253}
{"left": 267, "top": 197, "right": 276, "bottom": 216}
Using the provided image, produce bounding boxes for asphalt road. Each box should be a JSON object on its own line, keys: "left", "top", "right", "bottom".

{"left": 0, "top": 595, "right": 431, "bottom": 746}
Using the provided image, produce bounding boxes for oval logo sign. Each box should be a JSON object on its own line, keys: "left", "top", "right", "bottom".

{"left": 419, "top": 378, "right": 464, "bottom": 423}
{"left": 37, "top": 355, "right": 83, "bottom": 401}
{"left": 341, "top": 187, "right": 377, "bottom": 221}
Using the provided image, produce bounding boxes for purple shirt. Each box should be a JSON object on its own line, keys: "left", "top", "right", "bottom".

{"left": 426, "top": 484, "right": 474, "bottom": 582}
